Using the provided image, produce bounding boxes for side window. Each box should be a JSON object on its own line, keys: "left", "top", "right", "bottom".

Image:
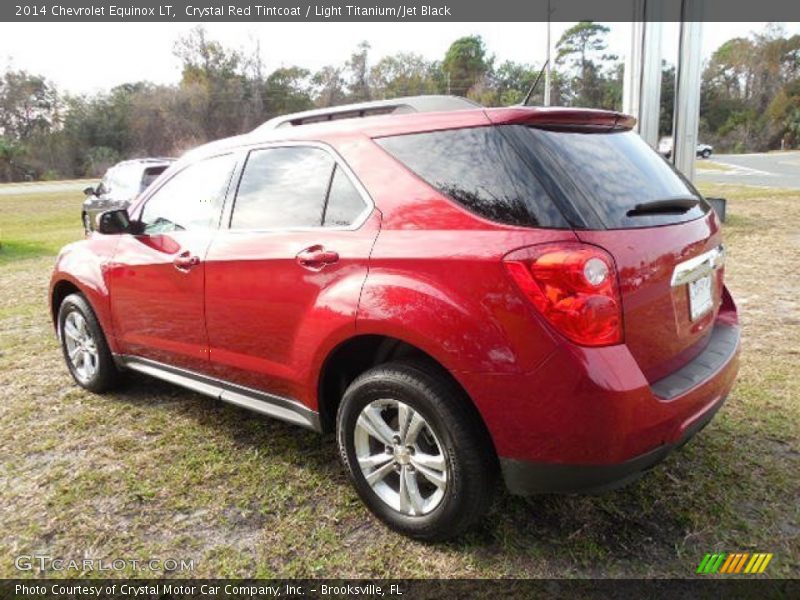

{"left": 231, "top": 147, "right": 335, "bottom": 229}
{"left": 322, "top": 165, "right": 367, "bottom": 227}
{"left": 140, "top": 154, "right": 235, "bottom": 234}
{"left": 376, "top": 127, "right": 567, "bottom": 228}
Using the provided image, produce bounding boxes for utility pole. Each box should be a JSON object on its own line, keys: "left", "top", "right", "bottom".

{"left": 543, "top": 0, "right": 552, "bottom": 106}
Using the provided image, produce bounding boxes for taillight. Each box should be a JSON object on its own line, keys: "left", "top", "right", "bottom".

{"left": 503, "top": 243, "right": 623, "bottom": 347}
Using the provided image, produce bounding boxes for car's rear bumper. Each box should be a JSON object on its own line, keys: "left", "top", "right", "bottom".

{"left": 500, "top": 391, "right": 726, "bottom": 494}
{"left": 457, "top": 316, "right": 741, "bottom": 495}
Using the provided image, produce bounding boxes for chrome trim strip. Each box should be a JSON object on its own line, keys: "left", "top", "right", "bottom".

{"left": 116, "top": 355, "right": 321, "bottom": 432}
{"left": 671, "top": 245, "right": 725, "bottom": 287}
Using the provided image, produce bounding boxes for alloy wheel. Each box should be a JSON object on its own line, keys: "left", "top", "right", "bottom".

{"left": 62, "top": 310, "right": 99, "bottom": 384}
{"left": 353, "top": 398, "right": 448, "bottom": 516}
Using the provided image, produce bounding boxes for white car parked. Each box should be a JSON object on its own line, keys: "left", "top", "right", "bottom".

{"left": 658, "top": 137, "right": 714, "bottom": 159}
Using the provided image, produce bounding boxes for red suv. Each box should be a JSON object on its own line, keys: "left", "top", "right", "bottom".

{"left": 50, "top": 96, "right": 741, "bottom": 541}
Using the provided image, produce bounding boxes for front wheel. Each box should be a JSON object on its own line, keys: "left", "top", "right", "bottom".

{"left": 701, "top": 149, "right": 712, "bottom": 159}
{"left": 336, "top": 361, "right": 496, "bottom": 541}
{"left": 58, "top": 293, "right": 120, "bottom": 393}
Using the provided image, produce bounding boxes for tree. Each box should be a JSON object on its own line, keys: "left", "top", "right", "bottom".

{"left": 346, "top": 41, "right": 372, "bottom": 102}
{"left": 264, "top": 67, "right": 313, "bottom": 115}
{"left": 312, "top": 66, "right": 347, "bottom": 107}
{"left": 370, "top": 53, "right": 441, "bottom": 99}
{"left": 701, "top": 24, "right": 800, "bottom": 151}
{"left": 486, "top": 61, "right": 540, "bottom": 106}
{"left": 442, "top": 35, "right": 492, "bottom": 97}
{"left": 0, "top": 69, "right": 59, "bottom": 140}
{"left": 4, "top": 24, "right": 800, "bottom": 183}
{"left": 0, "top": 136, "right": 30, "bottom": 181}
{"left": 660, "top": 62, "right": 676, "bottom": 137}
{"left": 173, "top": 26, "right": 248, "bottom": 139}
{"left": 556, "top": 21, "right": 613, "bottom": 107}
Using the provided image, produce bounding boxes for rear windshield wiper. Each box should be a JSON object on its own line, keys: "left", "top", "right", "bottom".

{"left": 626, "top": 198, "right": 700, "bottom": 217}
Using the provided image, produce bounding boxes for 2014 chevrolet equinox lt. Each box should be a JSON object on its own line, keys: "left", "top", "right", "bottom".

{"left": 50, "top": 96, "right": 741, "bottom": 541}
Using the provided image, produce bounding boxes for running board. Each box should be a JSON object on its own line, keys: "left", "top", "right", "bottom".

{"left": 115, "top": 355, "right": 321, "bottom": 432}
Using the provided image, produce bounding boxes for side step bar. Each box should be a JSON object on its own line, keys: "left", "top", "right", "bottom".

{"left": 115, "top": 355, "right": 321, "bottom": 432}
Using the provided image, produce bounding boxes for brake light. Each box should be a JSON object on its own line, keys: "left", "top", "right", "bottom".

{"left": 503, "top": 243, "right": 623, "bottom": 347}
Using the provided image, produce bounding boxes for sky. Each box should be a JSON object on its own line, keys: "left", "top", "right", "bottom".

{"left": 1, "top": 21, "right": 798, "bottom": 95}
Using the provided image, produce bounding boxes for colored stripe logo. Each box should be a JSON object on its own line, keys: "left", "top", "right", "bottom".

{"left": 696, "top": 553, "right": 773, "bottom": 574}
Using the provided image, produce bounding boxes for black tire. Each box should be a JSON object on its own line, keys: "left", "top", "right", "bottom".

{"left": 336, "top": 360, "right": 496, "bottom": 541}
{"left": 57, "top": 293, "right": 120, "bottom": 393}
{"left": 702, "top": 149, "right": 711, "bottom": 159}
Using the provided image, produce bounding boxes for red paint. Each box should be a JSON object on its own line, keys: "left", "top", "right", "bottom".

{"left": 203, "top": 213, "right": 381, "bottom": 404}
{"left": 51, "top": 105, "right": 740, "bottom": 470}
{"left": 576, "top": 211, "right": 723, "bottom": 382}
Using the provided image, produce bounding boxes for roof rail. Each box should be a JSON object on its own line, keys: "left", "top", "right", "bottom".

{"left": 252, "top": 95, "right": 480, "bottom": 133}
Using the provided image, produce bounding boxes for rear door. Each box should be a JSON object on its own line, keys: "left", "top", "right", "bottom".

{"left": 509, "top": 126, "right": 724, "bottom": 382}
{"left": 108, "top": 153, "right": 236, "bottom": 372}
{"left": 204, "top": 144, "right": 378, "bottom": 398}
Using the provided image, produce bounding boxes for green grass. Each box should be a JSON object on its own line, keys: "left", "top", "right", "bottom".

{"left": 0, "top": 191, "right": 85, "bottom": 262}
{"left": 0, "top": 182, "right": 798, "bottom": 579}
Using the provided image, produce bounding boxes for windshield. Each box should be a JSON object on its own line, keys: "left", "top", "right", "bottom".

{"left": 100, "top": 164, "right": 143, "bottom": 199}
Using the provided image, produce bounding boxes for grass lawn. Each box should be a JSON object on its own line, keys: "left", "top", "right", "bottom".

{"left": 0, "top": 183, "right": 797, "bottom": 579}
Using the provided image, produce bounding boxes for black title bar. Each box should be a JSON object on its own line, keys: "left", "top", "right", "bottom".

{"left": 3, "top": 0, "right": 800, "bottom": 22}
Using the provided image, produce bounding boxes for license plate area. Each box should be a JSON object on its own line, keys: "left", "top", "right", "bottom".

{"left": 688, "top": 274, "right": 713, "bottom": 321}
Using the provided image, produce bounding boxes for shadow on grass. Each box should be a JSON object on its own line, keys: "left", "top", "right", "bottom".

{"left": 97, "top": 373, "right": 745, "bottom": 576}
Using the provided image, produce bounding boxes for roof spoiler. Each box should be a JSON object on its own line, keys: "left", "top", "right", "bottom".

{"left": 486, "top": 107, "right": 637, "bottom": 131}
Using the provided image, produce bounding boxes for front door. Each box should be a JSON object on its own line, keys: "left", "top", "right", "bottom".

{"left": 108, "top": 153, "right": 237, "bottom": 373}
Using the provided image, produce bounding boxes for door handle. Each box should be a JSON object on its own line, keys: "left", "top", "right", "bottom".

{"left": 296, "top": 245, "right": 339, "bottom": 271}
{"left": 173, "top": 251, "right": 201, "bottom": 271}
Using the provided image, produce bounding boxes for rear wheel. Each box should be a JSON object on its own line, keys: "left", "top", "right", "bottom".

{"left": 336, "top": 360, "right": 496, "bottom": 541}
{"left": 701, "top": 149, "right": 711, "bottom": 159}
{"left": 58, "top": 293, "right": 120, "bottom": 392}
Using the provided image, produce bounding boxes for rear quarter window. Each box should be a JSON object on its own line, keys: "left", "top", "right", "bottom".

{"left": 375, "top": 127, "right": 568, "bottom": 229}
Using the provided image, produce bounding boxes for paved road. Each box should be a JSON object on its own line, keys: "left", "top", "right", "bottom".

{"left": 0, "top": 179, "right": 92, "bottom": 196}
{"left": 696, "top": 151, "right": 800, "bottom": 189}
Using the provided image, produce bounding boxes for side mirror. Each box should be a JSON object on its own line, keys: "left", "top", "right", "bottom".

{"left": 83, "top": 186, "right": 96, "bottom": 196}
{"left": 96, "top": 209, "right": 142, "bottom": 235}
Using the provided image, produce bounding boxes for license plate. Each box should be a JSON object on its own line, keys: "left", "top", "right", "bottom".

{"left": 689, "top": 275, "right": 713, "bottom": 321}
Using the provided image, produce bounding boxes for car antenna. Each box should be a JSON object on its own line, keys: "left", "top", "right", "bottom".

{"left": 520, "top": 60, "right": 548, "bottom": 107}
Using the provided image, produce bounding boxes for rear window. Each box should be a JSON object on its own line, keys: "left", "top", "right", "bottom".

{"left": 376, "top": 127, "right": 568, "bottom": 228}
{"left": 509, "top": 127, "right": 709, "bottom": 228}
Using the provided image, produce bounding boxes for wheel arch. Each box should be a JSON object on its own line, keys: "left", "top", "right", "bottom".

{"left": 50, "top": 278, "right": 82, "bottom": 327}
{"left": 49, "top": 274, "right": 118, "bottom": 354}
{"left": 317, "top": 333, "right": 498, "bottom": 463}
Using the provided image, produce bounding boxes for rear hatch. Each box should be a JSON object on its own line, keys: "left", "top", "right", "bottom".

{"left": 375, "top": 108, "right": 724, "bottom": 382}
{"left": 504, "top": 122, "right": 723, "bottom": 382}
